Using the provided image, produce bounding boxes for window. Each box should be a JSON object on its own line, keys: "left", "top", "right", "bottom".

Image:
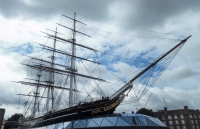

{"left": 174, "top": 115, "right": 178, "bottom": 119}
{"left": 170, "top": 126, "right": 174, "bottom": 129}
{"left": 194, "top": 114, "right": 197, "bottom": 118}
{"left": 168, "top": 115, "right": 172, "bottom": 120}
{"left": 199, "top": 115, "right": 200, "bottom": 119}
{"left": 192, "top": 125, "right": 195, "bottom": 129}
{"left": 176, "top": 126, "right": 180, "bottom": 129}
{"left": 191, "top": 120, "right": 194, "bottom": 124}
{"left": 196, "top": 120, "right": 198, "bottom": 124}
{"left": 190, "top": 114, "right": 193, "bottom": 118}
{"left": 162, "top": 116, "right": 166, "bottom": 120}
{"left": 197, "top": 126, "right": 200, "bottom": 129}
{"left": 182, "top": 125, "right": 186, "bottom": 129}
{"left": 169, "top": 120, "right": 173, "bottom": 125}
{"left": 180, "top": 114, "right": 184, "bottom": 119}
{"left": 175, "top": 120, "right": 179, "bottom": 125}
{"left": 182, "top": 120, "right": 185, "bottom": 124}
{"left": 163, "top": 121, "right": 166, "bottom": 125}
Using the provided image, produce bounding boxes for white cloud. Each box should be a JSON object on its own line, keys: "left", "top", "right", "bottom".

{"left": 0, "top": 104, "right": 23, "bottom": 119}
{"left": 116, "top": 86, "right": 200, "bottom": 113}
{"left": 160, "top": 66, "right": 199, "bottom": 82}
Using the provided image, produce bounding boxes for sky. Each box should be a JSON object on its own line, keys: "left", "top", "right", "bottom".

{"left": 0, "top": 0, "right": 200, "bottom": 119}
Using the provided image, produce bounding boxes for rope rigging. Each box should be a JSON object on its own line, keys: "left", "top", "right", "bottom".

{"left": 16, "top": 13, "right": 191, "bottom": 120}
{"left": 76, "top": 13, "right": 185, "bottom": 38}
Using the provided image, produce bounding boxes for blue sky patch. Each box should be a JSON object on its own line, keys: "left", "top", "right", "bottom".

{"left": 7, "top": 42, "right": 34, "bottom": 55}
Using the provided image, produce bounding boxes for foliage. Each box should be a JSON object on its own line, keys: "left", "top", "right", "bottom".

{"left": 136, "top": 108, "right": 154, "bottom": 117}
{"left": 4, "top": 113, "right": 23, "bottom": 129}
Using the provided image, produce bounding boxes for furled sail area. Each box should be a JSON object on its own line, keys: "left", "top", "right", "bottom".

{"left": 16, "top": 17, "right": 107, "bottom": 118}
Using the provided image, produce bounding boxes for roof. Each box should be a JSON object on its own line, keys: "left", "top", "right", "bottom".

{"left": 153, "top": 106, "right": 200, "bottom": 116}
{"left": 63, "top": 113, "right": 168, "bottom": 129}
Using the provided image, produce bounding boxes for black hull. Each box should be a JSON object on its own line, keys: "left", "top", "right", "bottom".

{"left": 20, "top": 97, "right": 121, "bottom": 128}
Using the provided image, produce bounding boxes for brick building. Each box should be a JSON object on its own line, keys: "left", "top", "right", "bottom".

{"left": 153, "top": 106, "right": 200, "bottom": 129}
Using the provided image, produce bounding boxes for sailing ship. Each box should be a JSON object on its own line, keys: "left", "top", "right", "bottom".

{"left": 15, "top": 13, "right": 191, "bottom": 128}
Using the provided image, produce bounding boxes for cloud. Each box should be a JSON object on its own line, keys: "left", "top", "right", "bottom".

{"left": 110, "top": 0, "right": 200, "bottom": 29}
{"left": 0, "top": 104, "right": 23, "bottom": 119}
{"left": 116, "top": 86, "right": 200, "bottom": 113}
{"left": 0, "top": 0, "right": 200, "bottom": 118}
{"left": 1, "top": 0, "right": 200, "bottom": 30}
{"left": 160, "top": 66, "right": 199, "bottom": 82}
{"left": 0, "top": 0, "right": 112, "bottom": 21}
{"left": 0, "top": 50, "right": 27, "bottom": 109}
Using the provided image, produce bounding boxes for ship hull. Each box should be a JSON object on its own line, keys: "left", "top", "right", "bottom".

{"left": 20, "top": 97, "right": 121, "bottom": 128}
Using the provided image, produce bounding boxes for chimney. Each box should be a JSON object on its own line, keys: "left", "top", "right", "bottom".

{"left": 184, "top": 106, "right": 188, "bottom": 110}
{"left": 164, "top": 107, "right": 167, "bottom": 114}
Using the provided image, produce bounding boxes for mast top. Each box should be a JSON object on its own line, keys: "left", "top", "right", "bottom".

{"left": 62, "top": 13, "right": 87, "bottom": 26}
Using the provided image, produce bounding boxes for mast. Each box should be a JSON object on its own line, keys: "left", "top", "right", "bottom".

{"left": 58, "top": 12, "right": 103, "bottom": 106}
{"left": 46, "top": 27, "right": 57, "bottom": 112}
{"left": 32, "top": 74, "right": 40, "bottom": 117}
{"left": 16, "top": 13, "right": 106, "bottom": 116}
{"left": 69, "top": 12, "right": 76, "bottom": 107}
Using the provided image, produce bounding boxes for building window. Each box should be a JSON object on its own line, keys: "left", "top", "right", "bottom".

{"left": 163, "top": 121, "right": 166, "bottom": 125}
{"left": 169, "top": 120, "right": 173, "bottom": 125}
{"left": 168, "top": 115, "right": 172, "bottom": 120}
{"left": 176, "top": 126, "right": 180, "bottom": 129}
{"left": 182, "top": 125, "right": 186, "bottom": 129}
{"left": 194, "top": 114, "right": 197, "bottom": 118}
{"left": 170, "top": 126, "right": 174, "bottom": 129}
{"left": 190, "top": 114, "right": 193, "bottom": 118}
{"left": 196, "top": 120, "right": 198, "bottom": 124}
{"left": 175, "top": 120, "right": 179, "bottom": 125}
{"left": 192, "top": 125, "right": 195, "bottom": 129}
{"left": 197, "top": 126, "right": 200, "bottom": 129}
{"left": 191, "top": 120, "right": 194, "bottom": 124}
{"left": 199, "top": 115, "right": 200, "bottom": 119}
{"left": 174, "top": 115, "right": 178, "bottom": 119}
{"left": 182, "top": 120, "right": 185, "bottom": 124}
{"left": 180, "top": 114, "right": 184, "bottom": 119}
{"left": 162, "top": 116, "right": 166, "bottom": 120}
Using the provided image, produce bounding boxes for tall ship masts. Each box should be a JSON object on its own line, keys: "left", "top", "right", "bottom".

{"left": 69, "top": 12, "right": 76, "bottom": 107}
{"left": 15, "top": 13, "right": 191, "bottom": 128}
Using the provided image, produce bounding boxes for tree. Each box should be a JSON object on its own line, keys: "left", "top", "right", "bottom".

{"left": 4, "top": 113, "right": 23, "bottom": 129}
{"left": 136, "top": 108, "right": 154, "bottom": 117}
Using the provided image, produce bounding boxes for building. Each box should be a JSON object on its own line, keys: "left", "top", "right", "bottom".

{"left": 1, "top": 119, "right": 5, "bottom": 129}
{"left": 153, "top": 106, "right": 200, "bottom": 129}
{"left": 0, "top": 109, "right": 5, "bottom": 129}
{"left": 64, "top": 113, "right": 168, "bottom": 129}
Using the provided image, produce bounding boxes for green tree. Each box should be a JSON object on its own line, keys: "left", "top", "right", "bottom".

{"left": 4, "top": 113, "right": 23, "bottom": 129}
{"left": 136, "top": 108, "right": 154, "bottom": 117}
